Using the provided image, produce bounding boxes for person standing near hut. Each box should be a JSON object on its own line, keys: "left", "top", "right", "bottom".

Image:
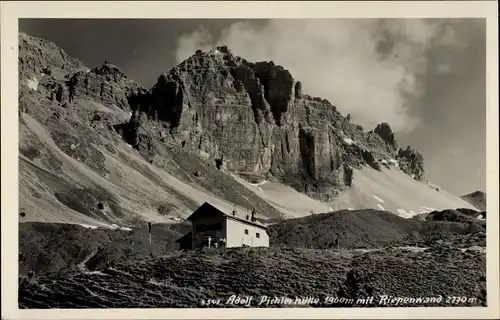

{"left": 219, "top": 238, "right": 226, "bottom": 248}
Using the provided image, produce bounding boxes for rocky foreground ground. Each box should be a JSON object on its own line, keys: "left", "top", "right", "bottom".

{"left": 19, "top": 246, "right": 486, "bottom": 308}
{"left": 18, "top": 208, "right": 486, "bottom": 308}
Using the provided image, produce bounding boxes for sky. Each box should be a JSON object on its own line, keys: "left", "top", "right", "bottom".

{"left": 19, "top": 18, "right": 486, "bottom": 195}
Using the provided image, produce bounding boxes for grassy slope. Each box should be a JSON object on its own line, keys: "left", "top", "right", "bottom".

{"left": 19, "top": 222, "right": 185, "bottom": 276}
{"left": 19, "top": 247, "right": 486, "bottom": 308}
{"left": 19, "top": 208, "right": 485, "bottom": 277}
{"left": 268, "top": 209, "right": 486, "bottom": 249}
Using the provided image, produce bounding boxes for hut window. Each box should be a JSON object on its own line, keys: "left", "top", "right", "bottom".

{"left": 256, "top": 232, "right": 260, "bottom": 238}
{"left": 244, "top": 229, "right": 248, "bottom": 235}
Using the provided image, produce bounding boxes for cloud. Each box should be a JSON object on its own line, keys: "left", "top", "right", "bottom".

{"left": 176, "top": 25, "right": 214, "bottom": 58}
{"left": 175, "top": 19, "right": 479, "bottom": 133}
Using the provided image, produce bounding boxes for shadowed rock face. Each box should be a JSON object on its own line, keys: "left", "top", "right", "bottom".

{"left": 18, "top": 32, "right": 426, "bottom": 204}
{"left": 121, "top": 46, "right": 421, "bottom": 201}
{"left": 397, "top": 146, "right": 425, "bottom": 181}
{"left": 374, "top": 122, "right": 398, "bottom": 153}
{"left": 64, "top": 65, "right": 147, "bottom": 112}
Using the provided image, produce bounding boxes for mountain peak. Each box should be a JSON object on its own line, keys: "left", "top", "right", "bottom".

{"left": 91, "top": 61, "right": 127, "bottom": 78}
{"left": 461, "top": 191, "right": 486, "bottom": 211}
{"left": 18, "top": 31, "right": 473, "bottom": 226}
{"left": 125, "top": 43, "right": 430, "bottom": 201}
{"left": 18, "top": 33, "right": 88, "bottom": 81}
{"left": 374, "top": 122, "right": 398, "bottom": 153}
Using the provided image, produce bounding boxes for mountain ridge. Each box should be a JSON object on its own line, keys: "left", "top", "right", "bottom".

{"left": 107, "top": 45, "right": 428, "bottom": 201}
{"left": 461, "top": 191, "right": 486, "bottom": 212}
{"left": 18, "top": 32, "right": 478, "bottom": 228}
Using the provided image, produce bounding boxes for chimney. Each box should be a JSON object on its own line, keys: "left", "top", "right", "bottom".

{"left": 232, "top": 209, "right": 236, "bottom": 216}
{"left": 246, "top": 214, "right": 249, "bottom": 220}
{"left": 251, "top": 208, "right": 256, "bottom": 222}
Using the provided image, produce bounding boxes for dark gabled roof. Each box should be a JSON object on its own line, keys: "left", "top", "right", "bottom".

{"left": 186, "top": 202, "right": 268, "bottom": 230}
{"left": 186, "top": 202, "right": 225, "bottom": 221}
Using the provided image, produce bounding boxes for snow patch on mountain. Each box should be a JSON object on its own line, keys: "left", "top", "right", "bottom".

{"left": 26, "top": 76, "right": 39, "bottom": 91}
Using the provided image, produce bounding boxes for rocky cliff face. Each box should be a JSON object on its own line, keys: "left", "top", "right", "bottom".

{"left": 18, "top": 33, "right": 292, "bottom": 225}
{"left": 121, "top": 46, "right": 425, "bottom": 201}
{"left": 18, "top": 33, "right": 426, "bottom": 213}
{"left": 397, "top": 146, "right": 425, "bottom": 181}
{"left": 374, "top": 122, "right": 398, "bottom": 153}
